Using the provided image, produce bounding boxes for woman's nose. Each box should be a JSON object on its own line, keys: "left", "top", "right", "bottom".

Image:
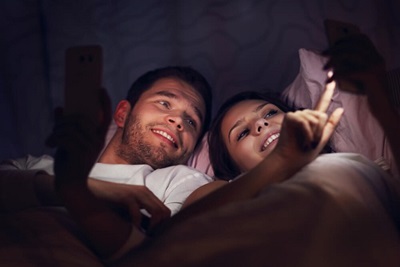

{"left": 254, "top": 118, "right": 268, "bottom": 133}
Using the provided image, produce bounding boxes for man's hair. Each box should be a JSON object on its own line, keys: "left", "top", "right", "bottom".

{"left": 208, "top": 91, "right": 294, "bottom": 181}
{"left": 126, "top": 66, "right": 213, "bottom": 137}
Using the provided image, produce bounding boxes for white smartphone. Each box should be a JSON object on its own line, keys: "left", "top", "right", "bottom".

{"left": 64, "top": 45, "right": 103, "bottom": 120}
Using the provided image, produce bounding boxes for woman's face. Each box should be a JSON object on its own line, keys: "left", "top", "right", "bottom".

{"left": 221, "top": 99, "right": 285, "bottom": 172}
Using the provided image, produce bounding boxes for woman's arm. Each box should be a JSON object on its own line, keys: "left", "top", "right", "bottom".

{"left": 364, "top": 70, "right": 400, "bottom": 176}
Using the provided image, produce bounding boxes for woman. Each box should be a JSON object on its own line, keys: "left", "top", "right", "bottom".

{"left": 180, "top": 34, "right": 400, "bottom": 209}
{"left": 208, "top": 90, "right": 336, "bottom": 181}
{"left": 179, "top": 77, "right": 343, "bottom": 209}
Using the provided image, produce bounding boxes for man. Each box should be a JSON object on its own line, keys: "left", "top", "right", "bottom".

{"left": 0, "top": 66, "right": 213, "bottom": 260}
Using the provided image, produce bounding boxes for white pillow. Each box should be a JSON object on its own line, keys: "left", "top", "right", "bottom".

{"left": 187, "top": 133, "right": 214, "bottom": 177}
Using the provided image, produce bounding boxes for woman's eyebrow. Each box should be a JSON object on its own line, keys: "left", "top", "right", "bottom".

{"left": 254, "top": 102, "right": 269, "bottom": 112}
{"left": 155, "top": 90, "right": 203, "bottom": 124}
{"left": 227, "top": 102, "right": 270, "bottom": 142}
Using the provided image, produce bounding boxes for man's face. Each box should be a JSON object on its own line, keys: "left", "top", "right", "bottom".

{"left": 117, "top": 77, "right": 206, "bottom": 169}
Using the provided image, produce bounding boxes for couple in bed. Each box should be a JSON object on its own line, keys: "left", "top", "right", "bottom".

{"left": 54, "top": 34, "right": 400, "bottom": 266}
{"left": 125, "top": 34, "right": 399, "bottom": 266}
{"left": 2, "top": 34, "right": 400, "bottom": 266}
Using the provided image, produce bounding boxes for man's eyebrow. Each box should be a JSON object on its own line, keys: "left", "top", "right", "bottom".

{"left": 227, "top": 102, "right": 269, "bottom": 143}
{"left": 156, "top": 90, "right": 177, "bottom": 99}
{"left": 156, "top": 90, "right": 204, "bottom": 124}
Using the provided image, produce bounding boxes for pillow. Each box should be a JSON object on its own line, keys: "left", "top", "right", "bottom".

{"left": 187, "top": 133, "right": 214, "bottom": 177}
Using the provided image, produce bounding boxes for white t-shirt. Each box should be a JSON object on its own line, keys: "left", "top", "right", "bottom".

{"left": 0, "top": 154, "right": 213, "bottom": 215}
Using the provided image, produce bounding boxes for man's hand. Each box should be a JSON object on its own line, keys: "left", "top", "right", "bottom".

{"left": 46, "top": 88, "right": 112, "bottom": 186}
{"left": 88, "top": 179, "right": 171, "bottom": 231}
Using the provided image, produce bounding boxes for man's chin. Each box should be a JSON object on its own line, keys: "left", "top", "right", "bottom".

{"left": 146, "top": 154, "right": 185, "bottom": 169}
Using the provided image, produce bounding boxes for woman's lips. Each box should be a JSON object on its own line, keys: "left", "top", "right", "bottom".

{"left": 261, "top": 133, "right": 280, "bottom": 151}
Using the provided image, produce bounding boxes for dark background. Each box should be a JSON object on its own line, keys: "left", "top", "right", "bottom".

{"left": 1, "top": 0, "right": 399, "bottom": 161}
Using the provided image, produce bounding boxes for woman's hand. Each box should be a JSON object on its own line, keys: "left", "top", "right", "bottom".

{"left": 324, "top": 34, "right": 400, "bottom": 177}
{"left": 274, "top": 79, "right": 344, "bottom": 168}
{"left": 323, "top": 34, "right": 390, "bottom": 117}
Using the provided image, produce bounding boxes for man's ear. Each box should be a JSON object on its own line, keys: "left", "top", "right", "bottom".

{"left": 114, "top": 100, "right": 131, "bottom": 127}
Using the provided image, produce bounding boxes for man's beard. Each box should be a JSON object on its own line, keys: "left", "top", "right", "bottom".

{"left": 117, "top": 114, "right": 187, "bottom": 169}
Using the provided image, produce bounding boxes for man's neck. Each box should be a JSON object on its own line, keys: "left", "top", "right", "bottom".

{"left": 97, "top": 132, "right": 128, "bottom": 164}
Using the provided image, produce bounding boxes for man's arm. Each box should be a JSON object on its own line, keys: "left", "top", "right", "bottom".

{"left": 0, "top": 161, "right": 168, "bottom": 258}
{"left": 0, "top": 166, "right": 169, "bottom": 259}
{"left": 55, "top": 179, "right": 146, "bottom": 260}
{"left": 0, "top": 155, "right": 61, "bottom": 212}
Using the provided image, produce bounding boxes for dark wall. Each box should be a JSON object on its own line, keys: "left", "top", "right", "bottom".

{"left": 1, "top": 0, "right": 399, "bottom": 161}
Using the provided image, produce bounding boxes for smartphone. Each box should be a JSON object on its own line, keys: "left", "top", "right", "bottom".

{"left": 324, "top": 20, "right": 364, "bottom": 94}
{"left": 324, "top": 19, "right": 361, "bottom": 47}
{"left": 64, "top": 45, "right": 103, "bottom": 121}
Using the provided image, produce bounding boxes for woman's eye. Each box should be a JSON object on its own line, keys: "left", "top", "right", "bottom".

{"left": 264, "top": 109, "right": 278, "bottom": 118}
{"left": 237, "top": 129, "right": 249, "bottom": 141}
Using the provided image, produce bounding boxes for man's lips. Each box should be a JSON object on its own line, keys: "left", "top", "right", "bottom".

{"left": 151, "top": 129, "right": 178, "bottom": 148}
{"left": 261, "top": 133, "right": 280, "bottom": 151}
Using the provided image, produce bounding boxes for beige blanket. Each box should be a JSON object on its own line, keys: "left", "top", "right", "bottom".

{"left": 1, "top": 153, "right": 399, "bottom": 267}
{"left": 121, "top": 153, "right": 400, "bottom": 267}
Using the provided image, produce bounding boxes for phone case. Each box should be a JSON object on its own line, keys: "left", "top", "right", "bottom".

{"left": 324, "top": 20, "right": 364, "bottom": 94}
{"left": 64, "top": 45, "right": 103, "bottom": 120}
{"left": 324, "top": 19, "right": 361, "bottom": 46}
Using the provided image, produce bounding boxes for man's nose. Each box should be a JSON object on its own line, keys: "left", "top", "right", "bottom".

{"left": 167, "top": 115, "right": 184, "bottom": 130}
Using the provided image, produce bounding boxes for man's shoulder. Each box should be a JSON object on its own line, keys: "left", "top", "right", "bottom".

{"left": 148, "top": 164, "right": 213, "bottom": 185}
{"left": 155, "top": 164, "right": 212, "bottom": 177}
{"left": 90, "top": 163, "right": 213, "bottom": 184}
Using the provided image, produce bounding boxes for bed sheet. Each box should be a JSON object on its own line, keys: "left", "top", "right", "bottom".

{"left": 121, "top": 153, "right": 400, "bottom": 267}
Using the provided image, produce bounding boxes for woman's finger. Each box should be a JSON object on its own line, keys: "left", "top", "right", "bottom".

{"left": 314, "top": 78, "right": 336, "bottom": 112}
{"left": 317, "top": 107, "right": 344, "bottom": 150}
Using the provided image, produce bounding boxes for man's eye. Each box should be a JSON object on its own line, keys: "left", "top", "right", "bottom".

{"left": 237, "top": 129, "right": 249, "bottom": 141}
{"left": 264, "top": 109, "right": 278, "bottom": 118}
{"left": 159, "top": 101, "right": 170, "bottom": 108}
